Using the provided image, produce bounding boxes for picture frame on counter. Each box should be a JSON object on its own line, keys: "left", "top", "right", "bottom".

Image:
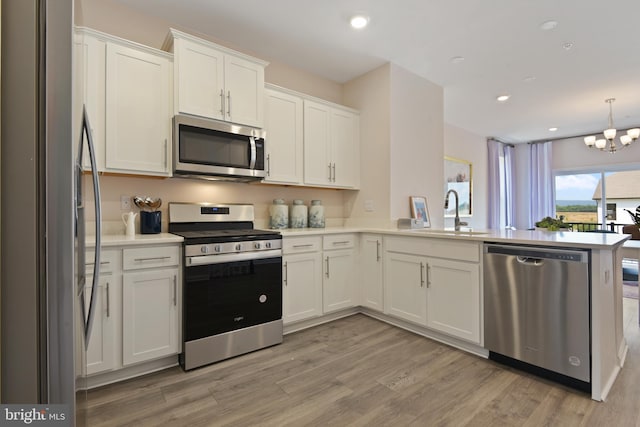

{"left": 444, "top": 156, "right": 472, "bottom": 217}
{"left": 409, "top": 196, "right": 431, "bottom": 227}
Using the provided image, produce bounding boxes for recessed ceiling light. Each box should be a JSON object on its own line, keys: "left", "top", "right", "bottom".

{"left": 350, "top": 15, "right": 370, "bottom": 29}
{"left": 450, "top": 56, "right": 465, "bottom": 64}
{"left": 496, "top": 94, "right": 510, "bottom": 102}
{"left": 539, "top": 20, "right": 558, "bottom": 31}
{"left": 562, "top": 42, "right": 574, "bottom": 50}
{"left": 549, "top": 127, "right": 558, "bottom": 132}
{"left": 523, "top": 76, "right": 536, "bottom": 83}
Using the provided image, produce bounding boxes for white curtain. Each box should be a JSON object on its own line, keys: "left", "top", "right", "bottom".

{"left": 528, "top": 141, "right": 554, "bottom": 228}
{"left": 488, "top": 139, "right": 516, "bottom": 229}
{"left": 504, "top": 144, "right": 516, "bottom": 228}
{"left": 487, "top": 139, "right": 502, "bottom": 229}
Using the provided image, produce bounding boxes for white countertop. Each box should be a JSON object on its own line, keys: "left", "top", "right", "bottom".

{"left": 86, "top": 226, "right": 629, "bottom": 250}
{"left": 271, "top": 226, "right": 630, "bottom": 249}
{"left": 86, "top": 232, "right": 183, "bottom": 247}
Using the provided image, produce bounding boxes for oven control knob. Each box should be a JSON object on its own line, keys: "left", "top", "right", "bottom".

{"left": 201, "top": 246, "right": 210, "bottom": 254}
{"left": 254, "top": 242, "right": 261, "bottom": 250}
{"left": 235, "top": 243, "right": 242, "bottom": 251}
{"left": 265, "top": 242, "right": 272, "bottom": 249}
{"left": 214, "top": 245, "right": 221, "bottom": 253}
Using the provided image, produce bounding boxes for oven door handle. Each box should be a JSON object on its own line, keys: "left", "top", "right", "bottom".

{"left": 186, "top": 249, "right": 282, "bottom": 266}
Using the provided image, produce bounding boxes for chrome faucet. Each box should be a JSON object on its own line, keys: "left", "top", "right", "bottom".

{"left": 444, "top": 189, "right": 468, "bottom": 230}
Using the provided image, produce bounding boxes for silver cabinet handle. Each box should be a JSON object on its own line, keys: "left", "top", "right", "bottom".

{"left": 332, "top": 241, "right": 350, "bottom": 246}
{"left": 227, "top": 91, "right": 232, "bottom": 118}
{"left": 266, "top": 154, "right": 271, "bottom": 176}
{"left": 283, "top": 261, "right": 288, "bottom": 286}
{"left": 163, "top": 139, "right": 168, "bottom": 169}
{"left": 332, "top": 163, "right": 336, "bottom": 182}
{"left": 134, "top": 256, "right": 171, "bottom": 262}
{"left": 328, "top": 163, "right": 332, "bottom": 181}
{"left": 173, "top": 275, "right": 177, "bottom": 306}
{"left": 420, "top": 262, "right": 425, "bottom": 287}
{"left": 376, "top": 240, "right": 381, "bottom": 261}
{"left": 426, "top": 264, "right": 431, "bottom": 288}
{"left": 220, "top": 89, "right": 225, "bottom": 115}
{"left": 106, "top": 282, "right": 110, "bottom": 318}
{"left": 86, "top": 261, "right": 110, "bottom": 266}
{"left": 292, "top": 244, "right": 314, "bottom": 249}
{"left": 325, "top": 256, "right": 330, "bottom": 278}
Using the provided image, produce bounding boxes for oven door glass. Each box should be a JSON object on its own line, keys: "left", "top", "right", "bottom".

{"left": 184, "top": 256, "right": 282, "bottom": 341}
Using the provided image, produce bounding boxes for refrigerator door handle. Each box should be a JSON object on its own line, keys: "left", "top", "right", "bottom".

{"left": 78, "top": 105, "right": 102, "bottom": 348}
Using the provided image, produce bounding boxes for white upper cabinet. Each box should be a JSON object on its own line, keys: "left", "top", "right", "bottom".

{"left": 74, "top": 28, "right": 172, "bottom": 177}
{"left": 105, "top": 43, "right": 172, "bottom": 175}
{"left": 165, "top": 29, "right": 267, "bottom": 128}
{"left": 304, "top": 99, "right": 360, "bottom": 189}
{"left": 263, "top": 87, "right": 304, "bottom": 184}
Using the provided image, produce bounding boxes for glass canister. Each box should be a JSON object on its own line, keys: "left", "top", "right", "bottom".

{"left": 269, "top": 199, "right": 288, "bottom": 229}
{"left": 289, "top": 199, "right": 308, "bottom": 228}
{"left": 309, "top": 200, "right": 325, "bottom": 228}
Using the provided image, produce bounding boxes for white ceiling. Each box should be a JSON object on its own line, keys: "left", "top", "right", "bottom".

{"left": 117, "top": 0, "right": 640, "bottom": 143}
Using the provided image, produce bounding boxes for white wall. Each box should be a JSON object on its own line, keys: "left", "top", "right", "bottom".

{"left": 389, "top": 64, "right": 444, "bottom": 228}
{"left": 444, "top": 124, "right": 488, "bottom": 229}
{"left": 343, "top": 64, "right": 391, "bottom": 226}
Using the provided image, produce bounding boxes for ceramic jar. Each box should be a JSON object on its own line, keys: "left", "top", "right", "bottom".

{"left": 269, "top": 199, "right": 288, "bottom": 229}
{"left": 309, "top": 200, "right": 325, "bottom": 228}
{"left": 289, "top": 199, "right": 308, "bottom": 228}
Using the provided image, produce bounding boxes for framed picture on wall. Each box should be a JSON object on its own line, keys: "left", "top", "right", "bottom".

{"left": 444, "top": 156, "right": 472, "bottom": 217}
{"left": 410, "top": 196, "right": 431, "bottom": 227}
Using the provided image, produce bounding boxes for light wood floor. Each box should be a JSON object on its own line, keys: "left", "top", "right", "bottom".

{"left": 87, "top": 299, "right": 640, "bottom": 426}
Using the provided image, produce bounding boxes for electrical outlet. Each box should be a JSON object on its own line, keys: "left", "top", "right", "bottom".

{"left": 121, "top": 195, "right": 132, "bottom": 210}
{"left": 364, "top": 200, "right": 374, "bottom": 212}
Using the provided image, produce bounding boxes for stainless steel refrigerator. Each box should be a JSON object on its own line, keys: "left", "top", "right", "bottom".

{"left": 1, "top": 1, "right": 100, "bottom": 425}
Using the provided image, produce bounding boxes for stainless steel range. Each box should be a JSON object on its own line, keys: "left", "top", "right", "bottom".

{"left": 169, "top": 203, "right": 283, "bottom": 370}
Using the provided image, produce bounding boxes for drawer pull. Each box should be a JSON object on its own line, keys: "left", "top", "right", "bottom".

{"left": 86, "top": 261, "right": 110, "bottom": 266}
{"left": 133, "top": 256, "right": 172, "bottom": 262}
{"left": 106, "top": 282, "right": 110, "bottom": 318}
{"left": 173, "top": 275, "right": 177, "bottom": 306}
{"left": 292, "top": 244, "right": 314, "bottom": 249}
{"left": 332, "top": 241, "right": 350, "bottom": 245}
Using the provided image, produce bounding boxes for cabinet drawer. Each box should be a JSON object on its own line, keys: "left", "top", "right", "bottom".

{"left": 86, "top": 249, "right": 118, "bottom": 273}
{"left": 385, "top": 236, "right": 480, "bottom": 263}
{"left": 323, "top": 234, "right": 355, "bottom": 251}
{"left": 123, "top": 246, "right": 180, "bottom": 270}
{"left": 283, "top": 236, "right": 322, "bottom": 254}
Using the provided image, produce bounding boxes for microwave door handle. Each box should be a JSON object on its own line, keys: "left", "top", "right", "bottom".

{"left": 249, "top": 137, "right": 257, "bottom": 169}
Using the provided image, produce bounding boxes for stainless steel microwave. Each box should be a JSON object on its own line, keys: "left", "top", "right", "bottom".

{"left": 173, "top": 114, "right": 266, "bottom": 181}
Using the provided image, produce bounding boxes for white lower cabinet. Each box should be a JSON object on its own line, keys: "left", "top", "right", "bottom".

{"left": 360, "top": 234, "right": 383, "bottom": 311}
{"left": 384, "top": 252, "right": 427, "bottom": 325}
{"left": 85, "top": 250, "right": 120, "bottom": 375}
{"left": 282, "top": 252, "right": 323, "bottom": 323}
{"left": 122, "top": 268, "right": 180, "bottom": 365}
{"left": 282, "top": 236, "right": 323, "bottom": 324}
{"left": 426, "top": 258, "right": 480, "bottom": 343}
{"left": 322, "top": 235, "right": 357, "bottom": 314}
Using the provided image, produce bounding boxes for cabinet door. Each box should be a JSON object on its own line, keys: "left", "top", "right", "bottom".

{"left": 263, "top": 88, "right": 303, "bottom": 184}
{"left": 105, "top": 43, "right": 171, "bottom": 176}
{"left": 74, "top": 31, "right": 106, "bottom": 171}
{"left": 283, "top": 252, "right": 323, "bottom": 324}
{"left": 85, "top": 275, "right": 118, "bottom": 375}
{"left": 426, "top": 258, "right": 481, "bottom": 343}
{"left": 360, "top": 234, "right": 383, "bottom": 311}
{"left": 330, "top": 108, "right": 360, "bottom": 188}
{"left": 323, "top": 249, "right": 356, "bottom": 313}
{"left": 224, "top": 54, "right": 265, "bottom": 128}
{"left": 303, "top": 100, "right": 332, "bottom": 186}
{"left": 384, "top": 252, "right": 427, "bottom": 325}
{"left": 122, "top": 268, "right": 179, "bottom": 365}
{"left": 175, "top": 38, "right": 224, "bottom": 120}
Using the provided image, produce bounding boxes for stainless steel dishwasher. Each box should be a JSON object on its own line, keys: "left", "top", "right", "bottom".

{"left": 484, "top": 243, "right": 591, "bottom": 390}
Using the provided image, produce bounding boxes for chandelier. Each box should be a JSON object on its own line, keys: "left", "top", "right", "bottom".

{"left": 583, "top": 98, "right": 639, "bottom": 153}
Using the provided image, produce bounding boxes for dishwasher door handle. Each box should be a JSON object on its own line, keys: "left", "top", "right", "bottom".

{"left": 516, "top": 256, "right": 544, "bottom": 266}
